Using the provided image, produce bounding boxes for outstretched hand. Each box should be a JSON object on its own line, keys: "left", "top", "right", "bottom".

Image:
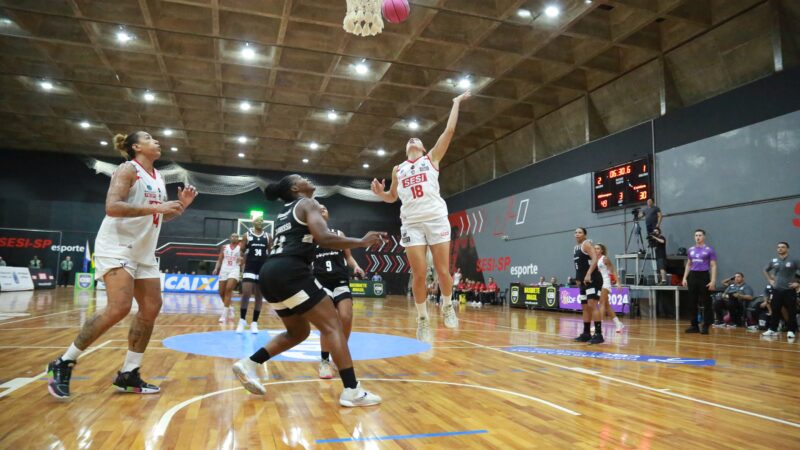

{"left": 361, "top": 231, "right": 387, "bottom": 248}
{"left": 178, "top": 184, "right": 198, "bottom": 208}
{"left": 371, "top": 178, "right": 386, "bottom": 196}
{"left": 453, "top": 90, "right": 472, "bottom": 103}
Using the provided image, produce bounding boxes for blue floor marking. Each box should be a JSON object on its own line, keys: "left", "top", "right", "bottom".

{"left": 163, "top": 330, "right": 430, "bottom": 362}
{"left": 316, "top": 429, "right": 488, "bottom": 444}
{"left": 505, "top": 346, "right": 716, "bottom": 366}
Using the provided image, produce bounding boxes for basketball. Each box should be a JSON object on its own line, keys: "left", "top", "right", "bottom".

{"left": 382, "top": 0, "right": 410, "bottom": 24}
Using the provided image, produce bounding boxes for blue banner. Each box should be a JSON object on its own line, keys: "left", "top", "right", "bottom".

{"left": 505, "top": 346, "right": 715, "bottom": 366}
{"left": 163, "top": 274, "right": 220, "bottom": 293}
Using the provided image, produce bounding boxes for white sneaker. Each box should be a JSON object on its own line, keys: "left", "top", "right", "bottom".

{"left": 232, "top": 358, "right": 266, "bottom": 395}
{"left": 250, "top": 322, "right": 259, "bottom": 334}
{"left": 235, "top": 319, "right": 246, "bottom": 334}
{"left": 747, "top": 325, "right": 759, "bottom": 332}
{"left": 319, "top": 360, "right": 334, "bottom": 379}
{"left": 788, "top": 331, "right": 796, "bottom": 339}
{"left": 614, "top": 317, "right": 624, "bottom": 334}
{"left": 762, "top": 330, "right": 778, "bottom": 337}
{"left": 339, "top": 382, "right": 381, "bottom": 407}
{"left": 476, "top": 302, "right": 482, "bottom": 309}
{"left": 416, "top": 316, "right": 432, "bottom": 342}
{"left": 442, "top": 303, "right": 458, "bottom": 328}
{"left": 218, "top": 311, "right": 227, "bottom": 323}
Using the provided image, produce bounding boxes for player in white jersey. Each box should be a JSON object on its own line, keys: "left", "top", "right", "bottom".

{"left": 595, "top": 243, "right": 624, "bottom": 333}
{"left": 371, "top": 90, "right": 471, "bottom": 341}
{"left": 46, "top": 131, "right": 197, "bottom": 399}
{"left": 214, "top": 233, "right": 242, "bottom": 322}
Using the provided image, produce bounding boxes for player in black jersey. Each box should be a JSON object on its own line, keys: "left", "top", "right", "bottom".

{"left": 573, "top": 227, "right": 604, "bottom": 344}
{"left": 313, "top": 205, "right": 366, "bottom": 379}
{"left": 232, "top": 174, "right": 385, "bottom": 407}
{"left": 237, "top": 216, "right": 271, "bottom": 334}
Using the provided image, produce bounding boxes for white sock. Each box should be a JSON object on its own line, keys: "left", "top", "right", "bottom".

{"left": 122, "top": 351, "right": 144, "bottom": 373}
{"left": 440, "top": 293, "right": 452, "bottom": 306}
{"left": 62, "top": 343, "right": 83, "bottom": 362}
{"left": 415, "top": 301, "right": 428, "bottom": 319}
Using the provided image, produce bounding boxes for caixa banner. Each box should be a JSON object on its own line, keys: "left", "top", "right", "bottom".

{"left": 163, "top": 274, "right": 220, "bottom": 293}
{"left": 0, "top": 228, "right": 62, "bottom": 270}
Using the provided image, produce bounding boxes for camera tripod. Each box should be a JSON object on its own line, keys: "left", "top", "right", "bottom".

{"left": 626, "top": 219, "right": 647, "bottom": 254}
{"left": 624, "top": 218, "right": 658, "bottom": 285}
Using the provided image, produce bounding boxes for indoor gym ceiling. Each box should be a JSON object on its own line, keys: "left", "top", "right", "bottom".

{"left": 0, "top": 0, "right": 798, "bottom": 195}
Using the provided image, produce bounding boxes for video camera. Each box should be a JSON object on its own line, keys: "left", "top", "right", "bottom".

{"left": 631, "top": 207, "right": 641, "bottom": 222}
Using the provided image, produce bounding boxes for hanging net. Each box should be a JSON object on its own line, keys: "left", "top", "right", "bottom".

{"left": 343, "top": 0, "right": 384, "bottom": 37}
{"left": 85, "top": 158, "right": 383, "bottom": 202}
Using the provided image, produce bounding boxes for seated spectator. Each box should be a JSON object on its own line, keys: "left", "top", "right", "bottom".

{"left": 480, "top": 277, "right": 499, "bottom": 305}
{"left": 746, "top": 285, "right": 773, "bottom": 331}
{"left": 470, "top": 281, "right": 485, "bottom": 307}
{"left": 427, "top": 280, "right": 439, "bottom": 303}
{"left": 371, "top": 273, "right": 383, "bottom": 281}
{"left": 550, "top": 276, "right": 558, "bottom": 286}
{"left": 538, "top": 276, "right": 546, "bottom": 285}
{"left": 713, "top": 272, "right": 753, "bottom": 328}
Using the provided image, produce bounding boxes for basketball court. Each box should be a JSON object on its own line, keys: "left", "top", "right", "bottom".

{"left": 1, "top": 0, "right": 800, "bottom": 448}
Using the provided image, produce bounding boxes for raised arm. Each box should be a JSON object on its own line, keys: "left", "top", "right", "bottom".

{"left": 428, "top": 91, "right": 471, "bottom": 166}
{"left": 105, "top": 163, "right": 180, "bottom": 218}
{"left": 370, "top": 166, "right": 399, "bottom": 203}
{"left": 164, "top": 185, "right": 198, "bottom": 222}
{"left": 298, "top": 199, "right": 385, "bottom": 250}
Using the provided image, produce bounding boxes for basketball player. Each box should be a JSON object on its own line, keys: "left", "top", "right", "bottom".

{"left": 232, "top": 175, "right": 384, "bottom": 407}
{"left": 371, "top": 90, "right": 471, "bottom": 341}
{"left": 213, "top": 233, "right": 241, "bottom": 323}
{"left": 237, "top": 217, "right": 271, "bottom": 334}
{"left": 313, "top": 205, "right": 366, "bottom": 379}
{"left": 46, "top": 131, "right": 197, "bottom": 399}
{"left": 574, "top": 228, "right": 604, "bottom": 344}
{"left": 595, "top": 243, "right": 624, "bottom": 333}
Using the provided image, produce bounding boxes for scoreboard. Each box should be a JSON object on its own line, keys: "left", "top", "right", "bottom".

{"left": 593, "top": 158, "right": 653, "bottom": 212}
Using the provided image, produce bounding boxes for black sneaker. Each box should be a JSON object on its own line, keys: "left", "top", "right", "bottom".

{"left": 700, "top": 326, "right": 709, "bottom": 335}
{"left": 685, "top": 326, "right": 700, "bottom": 333}
{"left": 589, "top": 334, "right": 605, "bottom": 345}
{"left": 47, "top": 358, "right": 75, "bottom": 400}
{"left": 574, "top": 333, "right": 592, "bottom": 342}
{"left": 112, "top": 368, "right": 160, "bottom": 394}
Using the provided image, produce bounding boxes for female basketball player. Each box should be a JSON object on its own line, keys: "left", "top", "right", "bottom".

{"left": 313, "top": 205, "right": 366, "bottom": 379}
{"left": 595, "top": 243, "right": 625, "bottom": 333}
{"left": 213, "top": 233, "right": 241, "bottom": 323}
{"left": 232, "top": 175, "right": 384, "bottom": 407}
{"left": 371, "top": 90, "right": 471, "bottom": 341}
{"left": 46, "top": 131, "right": 197, "bottom": 399}
{"left": 573, "top": 227, "right": 604, "bottom": 344}
{"left": 237, "top": 217, "right": 270, "bottom": 333}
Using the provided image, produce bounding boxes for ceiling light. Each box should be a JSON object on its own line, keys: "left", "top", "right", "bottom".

{"left": 327, "top": 110, "right": 338, "bottom": 121}
{"left": 408, "top": 120, "right": 419, "bottom": 130}
{"left": 354, "top": 61, "right": 369, "bottom": 75}
{"left": 457, "top": 77, "right": 471, "bottom": 89}
{"left": 241, "top": 43, "right": 256, "bottom": 60}
{"left": 171, "top": 147, "right": 178, "bottom": 152}
{"left": 377, "top": 148, "right": 386, "bottom": 156}
{"left": 238, "top": 136, "right": 247, "bottom": 144}
{"left": 163, "top": 129, "right": 173, "bottom": 136}
{"left": 239, "top": 101, "right": 251, "bottom": 111}
{"left": 238, "top": 152, "right": 245, "bottom": 158}
{"left": 79, "top": 121, "right": 90, "bottom": 129}
{"left": 40, "top": 81, "right": 53, "bottom": 91}
{"left": 586, "top": 0, "right": 593, "bottom": 3}
{"left": 362, "top": 163, "right": 370, "bottom": 169}
{"left": 0, "top": 18, "right": 12, "bottom": 25}
{"left": 302, "top": 158, "right": 309, "bottom": 164}
{"left": 100, "top": 140, "right": 108, "bottom": 146}
{"left": 143, "top": 91, "right": 155, "bottom": 102}
{"left": 309, "top": 142, "right": 319, "bottom": 150}
{"left": 517, "top": 9, "right": 532, "bottom": 18}
{"left": 544, "top": 6, "right": 560, "bottom": 17}
{"left": 116, "top": 30, "right": 132, "bottom": 43}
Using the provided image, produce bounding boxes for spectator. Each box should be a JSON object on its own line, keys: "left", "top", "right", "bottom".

{"left": 712, "top": 272, "right": 753, "bottom": 328}
{"left": 427, "top": 279, "right": 439, "bottom": 303}
{"left": 746, "top": 286, "right": 773, "bottom": 332}
{"left": 371, "top": 273, "right": 383, "bottom": 282}
{"left": 0, "top": 256, "right": 6, "bottom": 266}
{"left": 29, "top": 255, "right": 42, "bottom": 269}
{"left": 452, "top": 268, "right": 462, "bottom": 291}
{"left": 481, "top": 277, "right": 499, "bottom": 305}
{"left": 538, "top": 276, "right": 546, "bottom": 285}
{"left": 639, "top": 198, "right": 663, "bottom": 235}
{"left": 470, "top": 280, "right": 484, "bottom": 307}
{"left": 648, "top": 227, "right": 669, "bottom": 285}
{"left": 550, "top": 276, "right": 558, "bottom": 286}
{"left": 682, "top": 229, "right": 717, "bottom": 335}
{"left": 58, "top": 256, "right": 74, "bottom": 288}
{"left": 762, "top": 242, "right": 800, "bottom": 339}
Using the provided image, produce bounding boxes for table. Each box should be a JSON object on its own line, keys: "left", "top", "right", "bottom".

{"left": 625, "top": 285, "right": 686, "bottom": 320}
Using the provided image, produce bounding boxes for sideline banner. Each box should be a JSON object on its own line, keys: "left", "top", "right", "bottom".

{"left": 349, "top": 280, "right": 386, "bottom": 298}
{"left": 559, "top": 287, "right": 629, "bottom": 313}
{"left": 163, "top": 274, "right": 220, "bottom": 293}
{"left": 0, "top": 267, "right": 35, "bottom": 292}
{"left": 510, "top": 284, "right": 559, "bottom": 309}
{"left": 74, "top": 272, "right": 94, "bottom": 291}
{"left": 29, "top": 269, "right": 55, "bottom": 289}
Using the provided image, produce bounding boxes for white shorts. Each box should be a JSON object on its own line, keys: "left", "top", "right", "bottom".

{"left": 602, "top": 275, "right": 611, "bottom": 290}
{"left": 219, "top": 267, "right": 241, "bottom": 281}
{"left": 401, "top": 216, "right": 451, "bottom": 247}
{"left": 94, "top": 256, "right": 160, "bottom": 281}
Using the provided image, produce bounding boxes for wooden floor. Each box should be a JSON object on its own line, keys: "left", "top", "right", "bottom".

{"left": 1, "top": 288, "right": 799, "bottom": 449}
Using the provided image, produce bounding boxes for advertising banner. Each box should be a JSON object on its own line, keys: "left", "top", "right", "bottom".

{"left": 29, "top": 269, "right": 55, "bottom": 289}
{"left": 163, "top": 274, "right": 220, "bottom": 293}
{"left": 559, "top": 287, "right": 630, "bottom": 313}
{"left": 0, "top": 267, "right": 34, "bottom": 292}
{"left": 510, "top": 284, "right": 559, "bottom": 309}
{"left": 349, "top": 280, "right": 386, "bottom": 298}
{"left": 0, "top": 228, "right": 62, "bottom": 273}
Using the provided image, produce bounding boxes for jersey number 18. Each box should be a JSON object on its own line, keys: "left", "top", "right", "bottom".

{"left": 411, "top": 185, "right": 424, "bottom": 199}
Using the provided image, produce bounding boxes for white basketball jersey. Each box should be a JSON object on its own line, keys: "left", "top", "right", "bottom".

{"left": 94, "top": 161, "right": 167, "bottom": 265}
{"left": 597, "top": 255, "right": 612, "bottom": 287}
{"left": 396, "top": 155, "right": 448, "bottom": 224}
{"left": 222, "top": 244, "right": 241, "bottom": 269}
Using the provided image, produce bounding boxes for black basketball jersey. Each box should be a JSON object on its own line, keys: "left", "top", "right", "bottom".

{"left": 244, "top": 229, "right": 269, "bottom": 267}
{"left": 270, "top": 199, "right": 315, "bottom": 263}
{"left": 574, "top": 241, "right": 592, "bottom": 278}
{"left": 313, "top": 229, "right": 348, "bottom": 280}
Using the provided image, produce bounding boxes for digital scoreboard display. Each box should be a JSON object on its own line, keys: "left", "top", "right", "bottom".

{"left": 592, "top": 158, "right": 653, "bottom": 212}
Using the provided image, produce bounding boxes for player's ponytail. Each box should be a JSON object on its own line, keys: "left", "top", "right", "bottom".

{"left": 113, "top": 132, "right": 140, "bottom": 160}
{"left": 264, "top": 175, "right": 296, "bottom": 202}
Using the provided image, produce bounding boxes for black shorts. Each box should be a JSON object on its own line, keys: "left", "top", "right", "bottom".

{"left": 578, "top": 272, "right": 603, "bottom": 303}
{"left": 317, "top": 275, "right": 352, "bottom": 305}
{"left": 258, "top": 256, "right": 328, "bottom": 317}
{"left": 243, "top": 260, "right": 266, "bottom": 283}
